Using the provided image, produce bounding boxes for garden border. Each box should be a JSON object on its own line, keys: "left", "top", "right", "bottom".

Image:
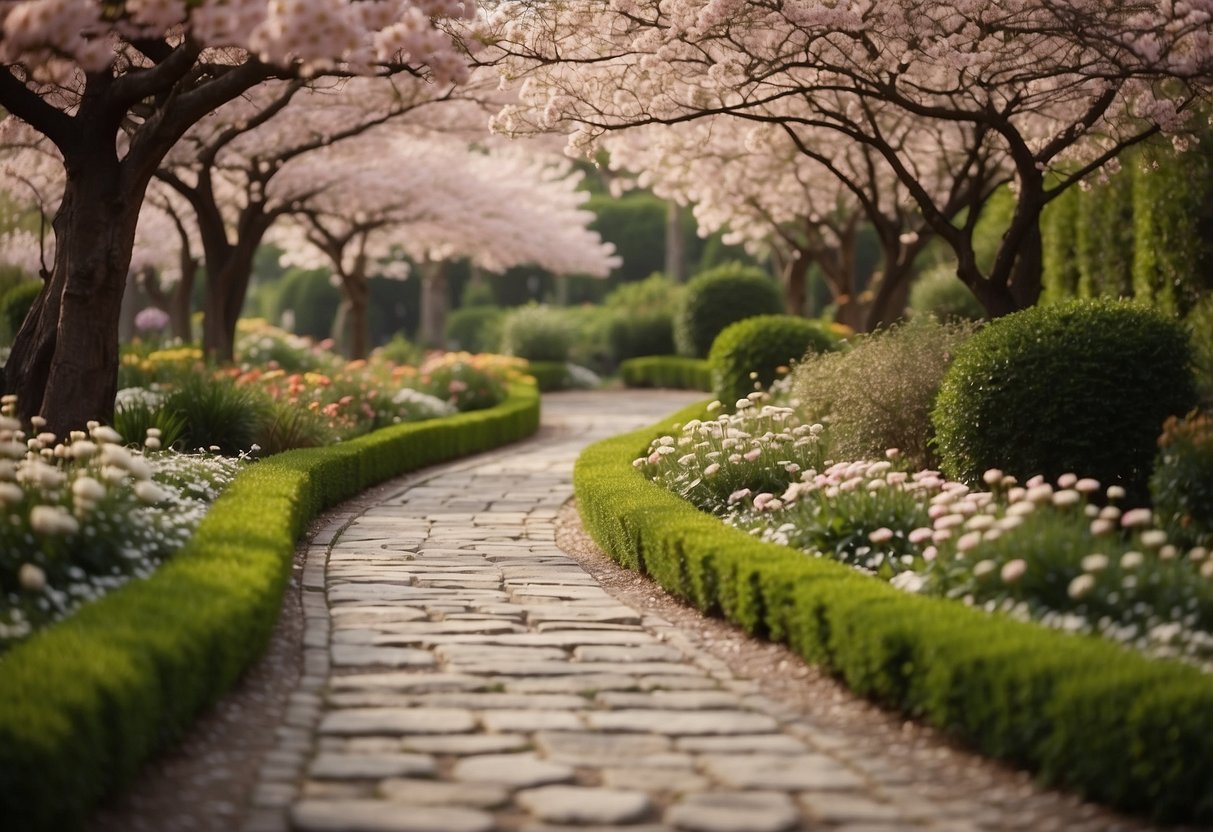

{"left": 573, "top": 399, "right": 1213, "bottom": 824}
{"left": 619, "top": 356, "right": 712, "bottom": 391}
{"left": 0, "top": 382, "right": 540, "bottom": 831}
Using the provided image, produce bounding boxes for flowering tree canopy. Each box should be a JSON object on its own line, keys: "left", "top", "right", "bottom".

{"left": 486, "top": 0, "right": 1213, "bottom": 316}
{"left": 0, "top": 0, "right": 478, "bottom": 432}
{"left": 272, "top": 129, "right": 618, "bottom": 355}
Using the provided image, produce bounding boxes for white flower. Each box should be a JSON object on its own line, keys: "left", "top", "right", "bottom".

{"left": 1068, "top": 574, "right": 1096, "bottom": 600}
{"left": 90, "top": 425, "right": 123, "bottom": 444}
{"left": 735, "top": 398, "right": 753, "bottom": 410}
{"left": 1106, "top": 485, "right": 1127, "bottom": 501}
{"left": 1140, "top": 530, "right": 1167, "bottom": 549}
{"left": 957, "top": 531, "right": 983, "bottom": 554}
{"left": 1052, "top": 489, "right": 1081, "bottom": 508}
{"left": 0, "top": 481, "right": 23, "bottom": 504}
{"left": 677, "top": 453, "right": 697, "bottom": 466}
{"left": 890, "top": 571, "right": 926, "bottom": 593}
{"left": 703, "top": 463, "right": 721, "bottom": 476}
{"left": 1074, "top": 478, "right": 1100, "bottom": 494}
{"left": 134, "top": 480, "right": 172, "bottom": 505}
{"left": 1081, "top": 554, "right": 1109, "bottom": 573}
{"left": 982, "top": 468, "right": 1004, "bottom": 486}
{"left": 727, "top": 488, "right": 751, "bottom": 505}
{"left": 1121, "top": 507, "right": 1152, "bottom": 528}
{"left": 972, "top": 559, "right": 997, "bottom": 579}
{"left": 1001, "top": 559, "right": 1027, "bottom": 584}
{"left": 869, "top": 527, "right": 895, "bottom": 544}
{"left": 908, "top": 527, "right": 933, "bottom": 545}
{"left": 72, "top": 476, "right": 106, "bottom": 502}
{"left": 29, "top": 505, "right": 79, "bottom": 535}
{"left": 18, "top": 562, "right": 46, "bottom": 592}
{"left": 1120, "top": 551, "right": 1144, "bottom": 570}
{"left": 1089, "top": 519, "right": 1117, "bottom": 537}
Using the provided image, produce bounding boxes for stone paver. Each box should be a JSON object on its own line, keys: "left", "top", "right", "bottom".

{"left": 243, "top": 391, "right": 1146, "bottom": 832}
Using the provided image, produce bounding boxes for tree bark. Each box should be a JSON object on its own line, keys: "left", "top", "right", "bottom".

{"left": 4, "top": 160, "right": 139, "bottom": 433}
{"left": 342, "top": 268, "right": 371, "bottom": 360}
{"left": 198, "top": 218, "right": 268, "bottom": 362}
{"left": 782, "top": 254, "right": 809, "bottom": 317}
{"left": 418, "top": 262, "right": 449, "bottom": 348}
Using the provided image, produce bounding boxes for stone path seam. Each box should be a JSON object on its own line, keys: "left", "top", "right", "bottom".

{"left": 240, "top": 391, "right": 1143, "bottom": 832}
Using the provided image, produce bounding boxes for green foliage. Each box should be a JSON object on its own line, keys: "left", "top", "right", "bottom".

{"left": 574, "top": 404, "right": 1213, "bottom": 824}
{"left": 587, "top": 192, "right": 668, "bottom": 283}
{"left": 1187, "top": 296, "right": 1213, "bottom": 409}
{"left": 708, "top": 315, "right": 838, "bottom": 406}
{"left": 0, "top": 384, "right": 540, "bottom": 832}
{"left": 1, "top": 280, "right": 42, "bottom": 340}
{"left": 674, "top": 262, "right": 784, "bottom": 358}
{"left": 274, "top": 267, "right": 339, "bottom": 339}
{"left": 907, "top": 266, "right": 985, "bottom": 323}
{"left": 165, "top": 375, "right": 269, "bottom": 455}
{"left": 1152, "top": 412, "right": 1213, "bottom": 549}
{"left": 373, "top": 333, "right": 424, "bottom": 367}
{"left": 620, "top": 356, "right": 712, "bottom": 391}
{"left": 445, "top": 306, "right": 504, "bottom": 353}
{"left": 499, "top": 303, "right": 574, "bottom": 362}
{"left": 932, "top": 300, "right": 1196, "bottom": 500}
{"left": 603, "top": 273, "right": 684, "bottom": 362}
{"left": 111, "top": 401, "right": 188, "bottom": 451}
{"left": 1076, "top": 170, "right": 1135, "bottom": 299}
{"left": 255, "top": 400, "right": 334, "bottom": 456}
{"left": 795, "top": 318, "right": 975, "bottom": 469}
{"left": 1041, "top": 185, "right": 1082, "bottom": 304}
{"left": 524, "top": 360, "right": 572, "bottom": 391}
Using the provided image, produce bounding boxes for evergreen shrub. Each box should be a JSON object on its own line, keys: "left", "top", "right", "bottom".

{"left": 499, "top": 304, "right": 574, "bottom": 362}
{"left": 708, "top": 315, "right": 837, "bottom": 406}
{"left": 932, "top": 299, "right": 1196, "bottom": 499}
{"left": 908, "top": 266, "right": 984, "bottom": 322}
{"left": 445, "top": 306, "right": 504, "bottom": 353}
{"left": 674, "top": 262, "right": 783, "bottom": 357}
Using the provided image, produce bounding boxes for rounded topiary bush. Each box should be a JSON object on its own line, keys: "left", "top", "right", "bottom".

{"left": 445, "top": 305, "right": 504, "bottom": 353}
{"left": 498, "top": 303, "right": 573, "bottom": 362}
{"left": 932, "top": 299, "right": 1196, "bottom": 500}
{"left": 674, "top": 262, "right": 783, "bottom": 357}
{"left": 709, "top": 314, "right": 838, "bottom": 406}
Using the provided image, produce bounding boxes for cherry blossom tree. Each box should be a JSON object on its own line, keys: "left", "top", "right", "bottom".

{"left": 486, "top": 0, "right": 1213, "bottom": 317}
{"left": 273, "top": 131, "right": 618, "bottom": 356}
{"left": 0, "top": 0, "right": 477, "bottom": 431}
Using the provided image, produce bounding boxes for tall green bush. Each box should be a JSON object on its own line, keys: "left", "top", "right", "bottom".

{"left": 907, "top": 266, "right": 985, "bottom": 322}
{"left": 708, "top": 315, "right": 838, "bottom": 406}
{"left": 674, "top": 262, "right": 783, "bottom": 358}
{"left": 603, "top": 273, "right": 684, "bottom": 362}
{"left": 933, "top": 300, "right": 1196, "bottom": 499}
{"left": 499, "top": 303, "right": 574, "bottom": 362}
{"left": 1, "top": 280, "right": 42, "bottom": 340}
{"left": 445, "top": 306, "right": 504, "bottom": 353}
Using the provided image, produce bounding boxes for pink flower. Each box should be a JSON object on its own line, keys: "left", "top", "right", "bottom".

{"left": 868, "top": 527, "right": 894, "bottom": 544}
{"left": 1000, "top": 559, "right": 1027, "bottom": 584}
{"left": 743, "top": 448, "right": 762, "bottom": 462}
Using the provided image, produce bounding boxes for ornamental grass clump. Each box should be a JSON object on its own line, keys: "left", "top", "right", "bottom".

{"left": 792, "top": 318, "right": 975, "bottom": 469}
{"left": 0, "top": 396, "right": 242, "bottom": 649}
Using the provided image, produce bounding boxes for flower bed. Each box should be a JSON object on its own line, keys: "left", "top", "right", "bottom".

{"left": 574, "top": 399, "right": 1213, "bottom": 824}
{"left": 0, "top": 382, "right": 540, "bottom": 831}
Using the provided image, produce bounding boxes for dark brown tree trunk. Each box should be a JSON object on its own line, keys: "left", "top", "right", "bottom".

{"left": 199, "top": 223, "right": 266, "bottom": 362}
{"left": 343, "top": 269, "right": 371, "bottom": 360}
{"left": 4, "top": 161, "right": 139, "bottom": 434}
{"left": 782, "top": 254, "right": 809, "bottom": 316}
{"left": 418, "top": 262, "right": 449, "bottom": 348}
{"left": 170, "top": 262, "right": 195, "bottom": 343}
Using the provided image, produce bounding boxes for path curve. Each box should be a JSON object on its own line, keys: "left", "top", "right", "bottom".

{"left": 239, "top": 390, "right": 1151, "bottom": 832}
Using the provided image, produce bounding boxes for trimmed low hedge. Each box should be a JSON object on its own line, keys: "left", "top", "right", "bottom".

{"left": 0, "top": 383, "right": 541, "bottom": 831}
{"left": 526, "top": 360, "right": 573, "bottom": 392}
{"left": 573, "top": 401, "right": 1213, "bottom": 824}
{"left": 620, "top": 356, "right": 712, "bottom": 392}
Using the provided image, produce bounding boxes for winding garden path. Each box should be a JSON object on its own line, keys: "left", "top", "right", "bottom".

{"left": 240, "top": 391, "right": 1152, "bottom": 832}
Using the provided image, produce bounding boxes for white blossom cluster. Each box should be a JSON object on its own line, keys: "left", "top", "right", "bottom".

{"left": 0, "top": 396, "right": 242, "bottom": 648}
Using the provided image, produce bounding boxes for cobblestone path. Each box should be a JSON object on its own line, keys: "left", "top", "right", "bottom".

{"left": 244, "top": 391, "right": 1138, "bottom": 832}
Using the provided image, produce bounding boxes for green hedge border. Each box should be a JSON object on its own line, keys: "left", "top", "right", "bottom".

{"left": 525, "top": 360, "right": 573, "bottom": 392}
{"left": 573, "top": 400, "right": 1213, "bottom": 824}
{"left": 0, "top": 383, "right": 541, "bottom": 831}
{"left": 619, "top": 356, "right": 712, "bottom": 391}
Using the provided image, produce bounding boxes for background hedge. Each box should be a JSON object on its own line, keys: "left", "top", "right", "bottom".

{"left": 0, "top": 383, "right": 541, "bottom": 831}
{"left": 573, "top": 402, "right": 1213, "bottom": 824}
{"left": 619, "top": 356, "right": 712, "bottom": 392}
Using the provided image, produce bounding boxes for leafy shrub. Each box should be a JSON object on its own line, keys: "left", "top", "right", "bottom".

{"left": 274, "top": 267, "right": 340, "bottom": 339}
{"left": 1152, "top": 411, "right": 1213, "bottom": 549}
{"left": 908, "top": 266, "right": 985, "bottom": 322}
{"left": 794, "top": 318, "right": 975, "bottom": 469}
{"left": 236, "top": 318, "right": 337, "bottom": 373}
{"left": 1186, "top": 296, "right": 1213, "bottom": 409}
{"left": 708, "top": 315, "right": 838, "bottom": 406}
{"left": 372, "top": 332, "right": 424, "bottom": 367}
{"left": 112, "top": 394, "right": 188, "bottom": 451}
{"left": 445, "top": 305, "right": 504, "bottom": 353}
{"left": 499, "top": 303, "right": 574, "bottom": 362}
{"left": 674, "top": 262, "right": 783, "bottom": 357}
{"left": 411, "top": 352, "right": 510, "bottom": 411}
{"left": 255, "top": 400, "right": 335, "bottom": 456}
{"left": 604, "top": 274, "right": 684, "bottom": 362}
{"left": 1, "top": 280, "right": 42, "bottom": 339}
{"left": 933, "top": 299, "right": 1196, "bottom": 500}
{"left": 165, "top": 375, "right": 269, "bottom": 455}
{"left": 620, "top": 356, "right": 712, "bottom": 391}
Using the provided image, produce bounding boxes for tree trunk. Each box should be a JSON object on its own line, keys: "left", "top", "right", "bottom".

{"left": 418, "top": 262, "right": 449, "bottom": 348}
{"left": 665, "top": 201, "right": 687, "bottom": 282}
{"left": 344, "top": 270, "right": 371, "bottom": 360}
{"left": 4, "top": 163, "right": 139, "bottom": 434}
{"left": 782, "top": 254, "right": 809, "bottom": 317}
{"left": 170, "top": 261, "right": 195, "bottom": 343}
{"left": 200, "top": 233, "right": 263, "bottom": 362}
